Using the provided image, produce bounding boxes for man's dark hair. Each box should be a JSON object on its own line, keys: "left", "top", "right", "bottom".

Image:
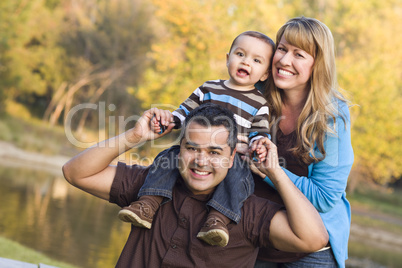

{"left": 181, "top": 103, "right": 238, "bottom": 153}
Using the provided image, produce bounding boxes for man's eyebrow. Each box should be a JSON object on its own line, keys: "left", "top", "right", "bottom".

{"left": 185, "top": 141, "right": 198, "bottom": 147}
{"left": 209, "top": 146, "right": 224, "bottom": 151}
{"left": 185, "top": 141, "right": 224, "bottom": 151}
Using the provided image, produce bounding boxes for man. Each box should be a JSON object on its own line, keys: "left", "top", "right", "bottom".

{"left": 63, "top": 103, "right": 328, "bottom": 267}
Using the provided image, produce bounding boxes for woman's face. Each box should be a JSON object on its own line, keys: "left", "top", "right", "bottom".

{"left": 272, "top": 36, "right": 315, "bottom": 94}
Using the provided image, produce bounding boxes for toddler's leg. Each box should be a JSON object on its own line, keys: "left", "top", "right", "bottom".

{"left": 118, "top": 195, "right": 163, "bottom": 229}
{"left": 197, "top": 154, "right": 254, "bottom": 246}
{"left": 197, "top": 208, "right": 231, "bottom": 247}
{"left": 118, "top": 145, "right": 180, "bottom": 228}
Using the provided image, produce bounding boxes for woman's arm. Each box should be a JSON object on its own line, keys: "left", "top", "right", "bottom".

{"left": 255, "top": 138, "right": 329, "bottom": 252}
{"left": 263, "top": 103, "right": 354, "bottom": 212}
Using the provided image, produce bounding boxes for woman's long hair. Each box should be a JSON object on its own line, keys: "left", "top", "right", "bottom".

{"left": 265, "top": 16, "right": 349, "bottom": 164}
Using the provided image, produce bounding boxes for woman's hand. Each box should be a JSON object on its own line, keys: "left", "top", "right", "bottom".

{"left": 236, "top": 135, "right": 266, "bottom": 179}
{"left": 252, "top": 137, "right": 282, "bottom": 179}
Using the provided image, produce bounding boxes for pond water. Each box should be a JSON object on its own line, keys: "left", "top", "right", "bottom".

{"left": 0, "top": 163, "right": 130, "bottom": 268}
{"left": 0, "top": 163, "right": 401, "bottom": 268}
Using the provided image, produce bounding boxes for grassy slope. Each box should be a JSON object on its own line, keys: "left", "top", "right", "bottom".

{"left": 0, "top": 236, "right": 79, "bottom": 268}
{"left": 0, "top": 114, "right": 85, "bottom": 157}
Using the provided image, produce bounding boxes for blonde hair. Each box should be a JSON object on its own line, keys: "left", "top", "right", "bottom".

{"left": 265, "top": 16, "right": 349, "bottom": 164}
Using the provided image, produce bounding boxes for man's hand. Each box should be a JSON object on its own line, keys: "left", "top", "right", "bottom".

{"left": 127, "top": 108, "right": 175, "bottom": 146}
{"left": 150, "top": 108, "right": 174, "bottom": 134}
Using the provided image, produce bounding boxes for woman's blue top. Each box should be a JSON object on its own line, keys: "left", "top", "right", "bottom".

{"left": 263, "top": 100, "right": 354, "bottom": 268}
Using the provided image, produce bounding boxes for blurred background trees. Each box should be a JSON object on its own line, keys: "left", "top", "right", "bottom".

{"left": 1, "top": 0, "right": 401, "bottom": 189}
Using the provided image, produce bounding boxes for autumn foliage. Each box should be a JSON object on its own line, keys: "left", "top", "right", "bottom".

{"left": 1, "top": 0, "right": 401, "bottom": 187}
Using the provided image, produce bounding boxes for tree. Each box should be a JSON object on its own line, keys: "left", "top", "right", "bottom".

{"left": 134, "top": 0, "right": 402, "bottom": 186}
{"left": 332, "top": 0, "right": 402, "bottom": 186}
{"left": 1, "top": 0, "right": 401, "bottom": 186}
{"left": 134, "top": 0, "right": 285, "bottom": 110}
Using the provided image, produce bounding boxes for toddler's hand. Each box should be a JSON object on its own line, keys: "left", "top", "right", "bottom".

{"left": 149, "top": 108, "right": 174, "bottom": 134}
{"left": 150, "top": 116, "right": 164, "bottom": 134}
{"left": 250, "top": 139, "right": 267, "bottom": 163}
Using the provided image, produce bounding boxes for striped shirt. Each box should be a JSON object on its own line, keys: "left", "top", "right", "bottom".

{"left": 172, "top": 79, "right": 270, "bottom": 143}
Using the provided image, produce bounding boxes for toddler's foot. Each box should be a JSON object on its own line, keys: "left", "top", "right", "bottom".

{"left": 197, "top": 214, "right": 229, "bottom": 247}
{"left": 118, "top": 201, "right": 155, "bottom": 229}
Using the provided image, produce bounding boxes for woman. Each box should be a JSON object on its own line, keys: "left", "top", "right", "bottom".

{"left": 250, "top": 17, "right": 354, "bottom": 268}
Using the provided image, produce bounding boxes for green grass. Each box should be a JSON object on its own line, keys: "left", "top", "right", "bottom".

{"left": 349, "top": 187, "right": 402, "bottom": 234}
{"left": 351, "top": 213, "right": 402, "bottom": 235}
{"left": 0, "top": 114, "right": 81, "bottom": 157}
{"left": 348, "top": 240, "right": 402, "bottom": 268}
{"left": 0, "top": 236, "right": 80, "bottom": 268}
{"left": 347, "top": 188, "right": 402, "bottom": 267}
{"left": 348, "top": 187, "right": 402, "bottom": 218}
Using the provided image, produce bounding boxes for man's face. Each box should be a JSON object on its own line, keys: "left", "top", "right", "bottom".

{"left": 178, "top": 121, "right": 236, "bottom": 195}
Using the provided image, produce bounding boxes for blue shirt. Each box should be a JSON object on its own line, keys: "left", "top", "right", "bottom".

{"left": 263, "top": 100, "right": 354, "bottom": 268}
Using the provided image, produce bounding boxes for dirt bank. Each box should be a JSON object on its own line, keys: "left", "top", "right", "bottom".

{"left": 0, "top": 141, "right": 70, "bottom": 175}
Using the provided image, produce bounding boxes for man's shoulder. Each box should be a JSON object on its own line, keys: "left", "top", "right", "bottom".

{"left": 244, "top": 193, "right": 273, "bottom": 204}
{"left": 116, "top": 161, "right": 151, "bottom": 174}
{"left": 243, "top": 194, "right": 283, "bottom": 214}
{"left": 241, "top": 194, "right": 284, "bottom": 225}
{"left": 239, "top": 194, "right": 283, "bottom": 248}
{"left": 110, "top": 162, "right": 152, "bottom": 206}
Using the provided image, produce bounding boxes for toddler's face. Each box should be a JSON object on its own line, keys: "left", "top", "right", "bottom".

{"left": 226, "top": 35, "right": 273, "bottom": 90}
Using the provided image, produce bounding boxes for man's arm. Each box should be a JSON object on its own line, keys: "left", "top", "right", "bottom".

{"left": 62, "top": 108, "right": 174, "bottom": 201}
{"left": 254, "top": 138, "right": 329, "bottom": 253}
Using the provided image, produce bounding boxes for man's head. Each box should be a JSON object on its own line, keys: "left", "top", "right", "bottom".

{"left": 178, "top": 104, "right": 238, "bottom": 195}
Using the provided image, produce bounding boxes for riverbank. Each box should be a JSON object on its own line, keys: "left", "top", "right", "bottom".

{"left": 0, "top": 236, "right": 78, "bottom": 268}
{"left": 0, "top": 141, "right": 70, "bottom": 176}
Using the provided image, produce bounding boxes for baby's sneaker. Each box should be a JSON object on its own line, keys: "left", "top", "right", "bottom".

{"left": 197, "top": 214, "right": 229, "bottom": 247}
{"left": 118, "top": 201, "right": 155, "bottom": 229}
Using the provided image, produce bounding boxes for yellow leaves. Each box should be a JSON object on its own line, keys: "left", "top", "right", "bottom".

{"left": 129, "top": 0, "right": 402, "bottom": 186}
{"left": 333, "top": 0, "right": 402, "bottom": 182}
{"left": 5, "top": 100, "right": 31, "bottom": 120}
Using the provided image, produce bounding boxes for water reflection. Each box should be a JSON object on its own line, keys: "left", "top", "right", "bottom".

{"left": 0, "top": 164, "right": 130, "bottom": 268}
